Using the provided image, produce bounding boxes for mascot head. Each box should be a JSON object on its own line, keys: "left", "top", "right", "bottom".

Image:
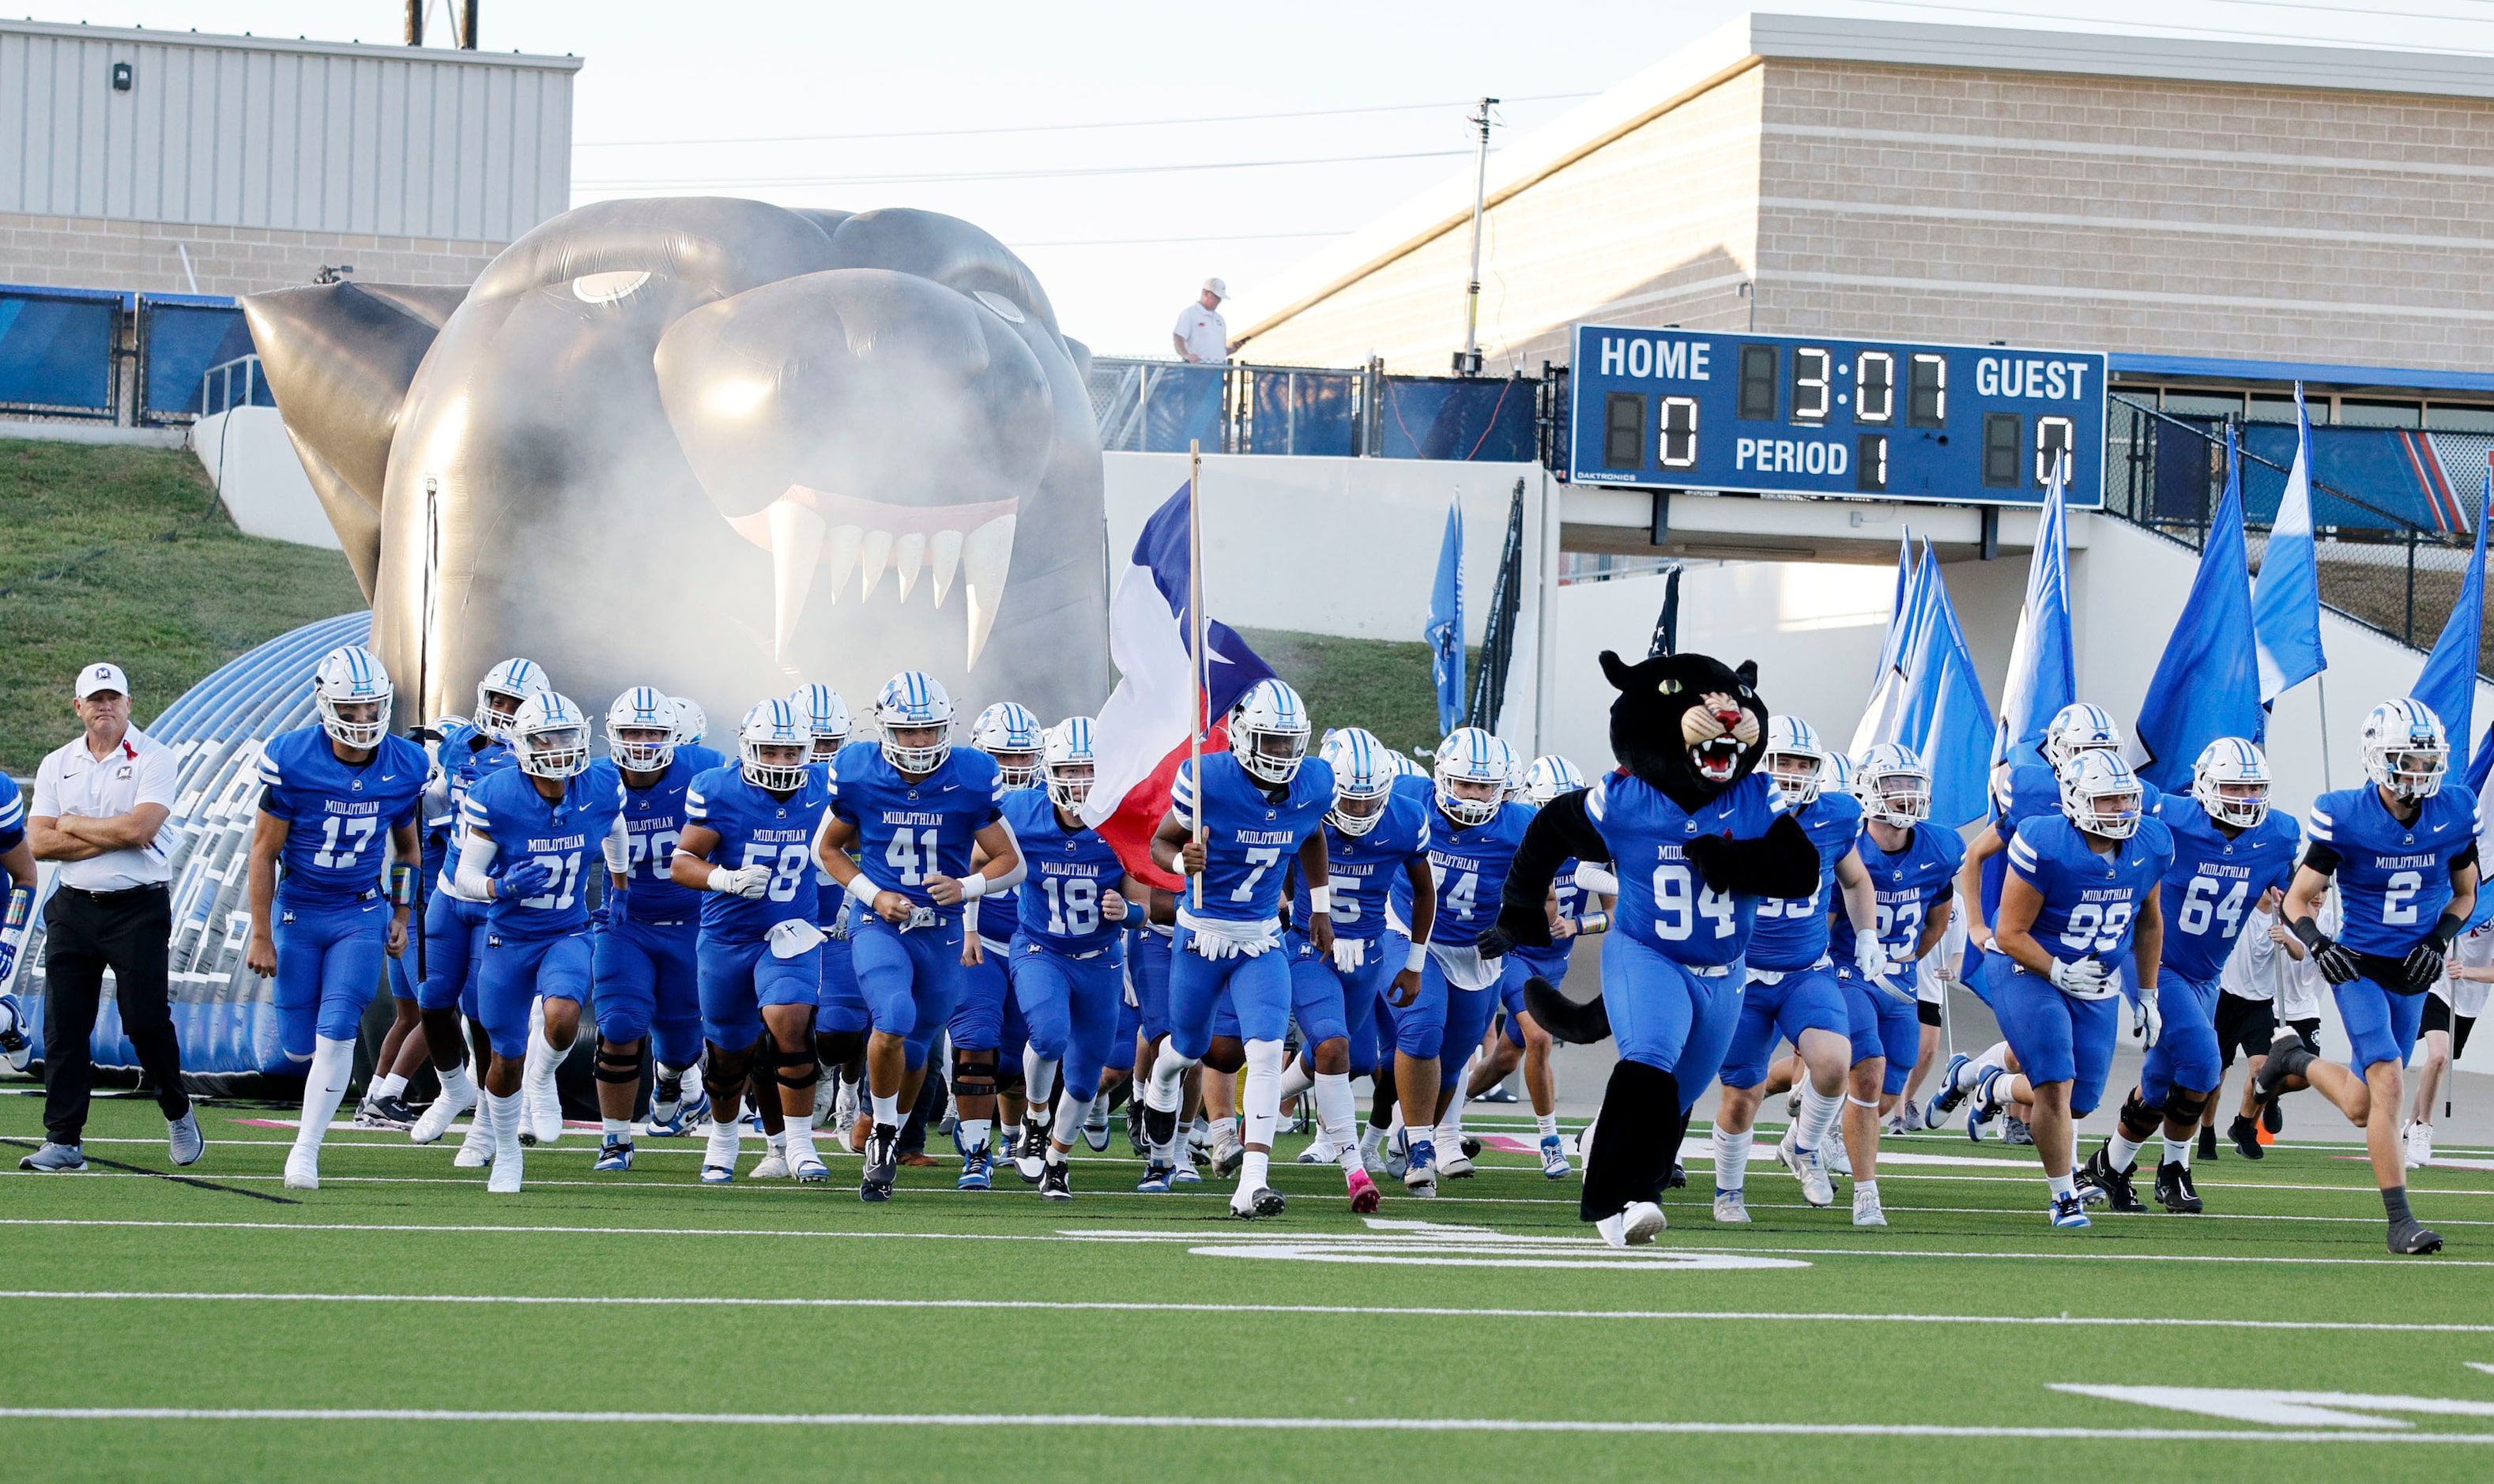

{"left": 1597, "top": 650, "right": 1767, "bottom": 808}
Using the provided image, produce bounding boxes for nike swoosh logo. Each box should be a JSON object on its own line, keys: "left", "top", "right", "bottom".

{"left": 382, "top": 774, "right": 398, "bottom": 781}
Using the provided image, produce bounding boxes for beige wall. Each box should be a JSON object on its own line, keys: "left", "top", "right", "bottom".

{"left": 0, "top": 209, "right": 501, "bottom": 296}
{"left": 1240, "top": 56, "right": 2494, "bottom": 375}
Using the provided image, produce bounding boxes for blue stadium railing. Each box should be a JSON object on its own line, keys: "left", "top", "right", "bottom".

{"left": 1083, "top": 356, "right": 1546, "bottom": 462}
{"left": 0, "top": 282, "right": 259, "bottom": 426}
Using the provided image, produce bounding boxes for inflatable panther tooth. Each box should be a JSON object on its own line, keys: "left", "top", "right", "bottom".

{"left": 243, "top": 198, "right": 1109, "bottom": 728}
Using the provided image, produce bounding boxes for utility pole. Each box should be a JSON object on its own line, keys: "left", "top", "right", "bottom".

{"left": 405, "top": 0, "right": 423, "bottom": 46}
{"left": 1456, "top": 96, "right": 1497, "bottom": 377}
{"left": 460, "top": 0, "right": 479, "bottom": 48}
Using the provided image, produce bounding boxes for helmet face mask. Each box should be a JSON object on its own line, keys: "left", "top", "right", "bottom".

{"left": 974, "top": 701, "right": 1045, "bottom": 789}
{"left": 1433, "top": 726, "right": 1513, "bottom": 827}
{"left": 876, "top": 672, "right": 955, "bottom": 775}
{"left": 2361, "top": 700, "right": 2448, "bottom": 801}
{"left": 510, "top": 693, "right": 591, "bottom": 781}
{"left": 475, "top": 658, "right": 549, "bottom": 742}
{"left": 1761, "top": 716, "right": 1824, "bottom": 807}
{"left": 1854, "top": 741, "right": 1928, "bottom": 827}
{"left": 2060, "top": 750, "right": 2143, "bottom": 839}
{"left": 606, "top": 686, "right": 678, "bottom": 774}
{"left": 2190, "top": 737, "right": 2271, "bottom": 828}
{"left": 788, "top": 684, "right": 850, "bottom": 763}
{"left": 1042, "top": 717, "right": 1100, "bottom": 812}
{"left": 314, "top": 646, "right": 393, "bottom": 750}
{"left": 1320, "top": 726, "right": 1393, "bottom": 835}
{"left": 740, "top": 700, "right": 813, "bottom": 792}
{"left": 1232, "top": 680, "right": 1311, "bottom": 785}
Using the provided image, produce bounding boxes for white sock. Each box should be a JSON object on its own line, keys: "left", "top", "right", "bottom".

{"left": 371, "top": 1072, "right": 407, "bottom": 1102}
{"left": 959, "top": 1118, "right": 992, "bottom": 1154}
{"left": 2164, "top": 1136, "right": 2194, "bottom": 1168}
{"left": 294, "top": 1037, "right": 356, "bottom": 1150}
{"left": 1313, "top": 1072, "right": 1359, "bottom": 1167}
{"left": 1797, "top": 1082, "right": 1843, "bottom": 1152}
{"left": 1536, "top": 1112, "right": 1559, "bottom": 1139}
{"left": 1973, "top": 1041, "right": 2011, "bottom": 1078}
{"left": 1023, "top": 1045, "right": 1059, "bottom": 1109}
{"left": 1049, "top": 1091, "right": 1091, "bottom": 1155}
{"left": 1279, "top": 1057, "right": 1315, "bottom": 1105}
{"left": 785, "top": 1117, "right": 817, "bottom": 1162}
{"left": 767, "top": 1130, "right": 787, "bottom": 1153}
{"left": 602, "top": 1117, "right": 630, "bottom": 1137}
{"left": 438, "top": 1060, "right": 476, "bottom": 1105}
{"left": 2047, "top": 1171, "right": 2076, "bottom": 1200}
{"left": 1146, "top": 1042, "right": 1192, "bottom": 1112}
{"left": 2108, "top": 1132, "right": 2142, "bottom": 1172}
{"left": 1443, "top": 1049, "right": 1479, "bottom": 1138}
{"left": 488, "top": 1090, "right": 524, "bottom": 1152}
{"left": 1713, "top": 1122, "right": 1753, "bottom": 1192}
{"left": 871, "top": 1091, "right": 899, "bottom": 1128}
{"left": 1242, "top": 1148, "right": 1271, "bottom": 1189}
{"left": 522, "top": 998, "right": 555, "bottom": 1093}
{"left": 1359, "top": 1121, "right": 1385, "bottom": 1155}
{"left": 1242, "top": 1038, "right": 1285, "bottom": 1151}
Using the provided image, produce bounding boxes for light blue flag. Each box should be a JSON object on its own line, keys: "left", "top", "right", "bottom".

{"left": 1904, "top": 549, "right": 1996, "bottom": 829}
{"left": 2134, "top": 423, "right": 2266, "bottom": 792}
{"left": 1991, "top": 456, "right": 2077, "bottom": 770}
{"left": 1851, "top": 534, "right": 1932, "bottom": 755}
{"left": 1426, "top": 495, "right": 1465, "bottom": 734}
{"left": 2410, "top": 470, "right": 2488, "bottom": 754}
{"left": 2250, "top": 385, "right": 2328, "bottom": 702}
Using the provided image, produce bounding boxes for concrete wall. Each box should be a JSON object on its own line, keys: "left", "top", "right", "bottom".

{"left": 0, "top": 209, "right": 502, "bottom": 296}
{"left": 190, "top": 405, "right": 340, "bottom": 549}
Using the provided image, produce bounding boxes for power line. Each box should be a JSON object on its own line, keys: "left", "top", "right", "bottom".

{"left": 574, "top": 147, "right": 1482, "bottom": 191}
{"left": 575, "top": 92, "right": 1596, "bottom": 149}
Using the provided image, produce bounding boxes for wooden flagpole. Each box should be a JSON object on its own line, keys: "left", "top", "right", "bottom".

{"left": 1188, "top": 441, "right": 1206, "bottom": 910}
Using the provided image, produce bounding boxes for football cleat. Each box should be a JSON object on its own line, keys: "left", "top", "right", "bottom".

{"left": 700, "top": 1124, "right": 740, "bottom": 1184}
{"left": 1667, "top": 1161, "right": 1687, "bottom": 1190}
{"left": 593, "top": 1136, "right": 635, "bottom": 1173}
{"left": 1361, "top": 1139, "right": 1392, "bottom": 1178}
{"left": 1383, "top": 1132, "right": 1411, "bottom": 1180}
{"left": 1963, "top": 1067, "right": 2002, "bottom": 1142}
{"left": 1784, "top": 1083, "right": 1804, "bottom": 1118}
{"left": 2003, "top": 1117, "right": 2035, "bottom": 1147}
{"left": 2405, "top": 1121, "right": 2434, "bottom": 1169}
{"left": 2154, "top": 1161, "right": 2202, "bottom": 1214}
{"left": 2049, "top": 1193, "right": 2092, "bottom": 1229}
{"left": 1040, "top": 1160, "right": 1073, "bottom": 1200}
{"left": 752, "top": 1147, "right": 790, "bottom": 1181}
{"left": 1014, "top": 1119, "right": 1049, "bottom": 1183}
{"left": 957, "top": 1147, "right": 993, "bottom": 1191}
{"left": 2077, "top": 1147, "right": 2139, "bottom": 1212}
{"left": 644, "top": 1100, "right": 688, "bottom": 1138}
{"left": 1170, "top": 1157, "right": 1201, "bottom": 1185}
{"left": 17, "top": 1142, "right": 85, "bottom": 1173}
{"left": 1347, "top": 1167, "right": 1381, "bottom": 1214}
{"left": 1777, "top": 1125, "right": 1833, "bottom": 1207}
{"left": 1712, "top": 1189, "right": 1752, "bottom": 1224}
{"left": 1540, "top": 1134, "right": 1571, "bottom": 1179}
{"left": 1083, "top": 1103, "right": 1111, "bottom": 1152}
{"left": 0, "top": 992, "right": 35, "bottom": 1073}
{"left": 1882, "top": 1108, "right": 1916, "bottom": 1137}
{"left": 452, "top": 1110, "right": 495, "bottom": 1167}
{"left": 522, "top": 1088, "right": 563, "bottom": 1147}
{"left": 1852, "top": 1187, "right": 1888, "bottom": 1227}
{"left": 2262, "top": 1099, "right": 2284, "bottom": 1135}
{"left": 1439, "top": 1144, "right": 1476, "bottom": 1180}
{"left": 1125, "top": 1099, "right": 1147, "bottom": 1155}
{"left": 1460, "top": 1134, "right": 1482, "bottom": 1160}
{"left": 2388, "top": 1216, "right": 2444, "bottom": 1255}
{"left": 2198, "top": 1124, "right": 2220, "bottom": 1162}
{"left": 1823, "top": 1131, "right": 1853, "bottom": 1176}
{"left": 1403, "top": 1139, "right": 1438, "bottom": 1196}
{"left": 860, "top": 1124, "right": 899, "bottom": 1202}
{"left": 1136, "top": 1161, "right": 1175, "bottom": 1194}
{"left": 789, "top": 1149, "right": 829, "bottom": 1185}
{"left": 1230, "top": 1185, "right": 1287, "bottom": 1220}
{"left": 1595, "top": 1200, "right": 1666, "bottom": 1248}
{"left": 486, "top": 1137, "right": 523, "bottom": 1194}
{"left": 1207, "top": 1127, "right": 1244, "bottom": 1179}
{"left": 1298, "top": 1136, "right": 1339, "bottom": 1166}
{"left": 2228, "top": 1116, "right": 2265, "bottom": 1161}
{"left": 166, "top": 1109, "right": 203, "bottom": 1167}
{"left": 1924, "top": 1053, "right": 1972, "bottom": 1127}
{"left": 283, "top": 1147, "right": 319, "bottom": 1192}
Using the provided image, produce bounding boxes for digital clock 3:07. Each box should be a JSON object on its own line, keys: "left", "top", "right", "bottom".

{"left": 1566, "top": 325, "right": 2107, "bottom": 507}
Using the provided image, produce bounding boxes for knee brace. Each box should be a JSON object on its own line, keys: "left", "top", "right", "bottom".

{"left": 2161, "top": 1087, "right": 2207, "bottom": 1126}
{"left": 951, "top": 1048, "right": 998, "bottom": 1102}
{"left": 2119, "top": 1088, "right": 2160, "bottom": 1136}
{"left": 770, "top": 1040, "right": 819, "bottom": 1092}
{"left": 594, "top": 1039, "right": 645, "bottom": 1086}
{"left": 816, "top": 1028, "right": 867, "bottom": 1067}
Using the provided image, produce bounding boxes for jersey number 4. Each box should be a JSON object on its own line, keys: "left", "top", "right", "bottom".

{"left": 1652, "top": 862, "right": 1736, "bottom": 941}
{"left": 2176, "top": 876, "right": 2247, "bottom": 937}
{"left": 886, "top": 827, "right": 941, "bottom": 887}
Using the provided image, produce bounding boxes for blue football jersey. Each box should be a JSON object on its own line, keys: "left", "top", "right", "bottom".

{"left": 0, "top": 778, "right": 21, "bottom": 854}
{"left": 2003, "top": 813, "right": 2176, "bottom": 967}
{"left": 1832, "top": 819, "right": 1965, "bottom": 967}
{"left": 807, "top": 757, "right": 854, "bottom": 933}
{"left": 434, "top": 719, "right": 518, "bottom": 887}
{"left": 1303, "top": 782, "right": 1433, "bottom": 944}
{"left": 2308, "top": 783, "right": 2482, "bottom": 958}
{"left": 256, "top": 725, "right": 427, "bottom": 906}
{"left": 463, "top": 766, "right": 627, "bottom": 939}
{"left": 589, "top": 744, "right": 723, "bottom": 925}
{"left": 831, "top": 740, "right": 1004, "bottom": 921}
{"left": 1004, "top": 788, "right": 1128, "bottom": 955}
{"left": 1414, "top": 799, "right": 1536, "bottom": 950}
{"left": 2153, "top": 799, "right": 2300, "bottom": 984}
{"left": 1747, "top": 789, "right": 1865, "bottom": 970}
{"left": 686, "top": 763, "right": 831, "bottom": 942}
{"left": 1171, "top": 750, "right": 1334, "bottom": 926}
{"left": 974, "top": 779, "right": 1038, "bottom": 942}
{"left": 1584, "top": 768, "right": 1787, "bottom": 967}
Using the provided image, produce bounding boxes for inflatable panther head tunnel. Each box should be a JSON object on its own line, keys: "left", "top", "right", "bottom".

{"left": 243, "top": 199, "right": 1111, "bottom": 729}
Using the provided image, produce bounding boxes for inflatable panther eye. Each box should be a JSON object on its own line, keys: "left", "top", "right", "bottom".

{"left": 1656, "top": 678, "right": 1682, "bottom": 696}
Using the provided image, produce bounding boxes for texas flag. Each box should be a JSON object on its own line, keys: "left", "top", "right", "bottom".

{"left": 1080, "top": 480, "right": 1275, "bottom": 891}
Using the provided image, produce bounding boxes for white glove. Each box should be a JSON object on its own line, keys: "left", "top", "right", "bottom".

{"left": 1191, "top": 931, "right": 1239, "bottom": 961}
{"left": 2130, "top": 988, "right": 2162, "bottom": 1048}
{"left": 2049, "top": 955, "right": 2115, "bottom": 999}
{"left": 710, "top": 863, "right": 773, "bottom": 900}
{"left": 1332, "top": 937, "right": 1368, "bottom": 974}
{"left": 1852, "top": 936, "right": 1893, "bottom": 983}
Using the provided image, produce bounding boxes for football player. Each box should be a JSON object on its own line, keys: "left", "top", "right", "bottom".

{"left": 2408, "top": 919, "right": 2490, "bottom": 1167}
{"left": 672, "top": 700, "right": 834, "bottom": 1185}
{"left": 812, "top": 673, "right": 1024, "bottom": 1202}
{"left": 244, "top": 646, "right": 427, "bottom": 1190}
{"left": 2078, "top": 738, "right": 2296, "bottom": 1215}
{"left": 581, "top": 687, "right": 723, "bottom": 1172}
{"left": 2262, "top": 699, "right": 2478, "bottom": 1254}
{"left": 952, "top": 700, "right": 1043, "bottom": 1189}
{"left": 1002, "top": 718, "right": 1145, "bottom": 1196}
{"left": 357, "top": 715, "right": 458, "bottom": 1130}
{"left": 1966, "top": 751, "right": 2172, "bottom": 1228}
{"left": 453, "top": 692, "right": 624, "bottom": 1192}
{"left": 1711, "top": 718, "right": 1874, "bottom": 1222}
{"left": 1825, "top": 740, "right": 1961, "bottom": 1227}
{"left": 788, "top": 684, "right": 867, "bottom": 1151}
{"left": 0, "top": 763, "right": 36, "bottom": 1075}
{"left": 1278, "top": 727, "right": 1430, "bottom": 1210}
{"left": 1145, "top": 679, "right": 1332, "bottom": 1215}
{"left": 409, "top": 658, "right": 552, "bottom": 1159}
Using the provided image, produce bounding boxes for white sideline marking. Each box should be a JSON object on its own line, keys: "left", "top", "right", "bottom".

{"left": 1, "top": 1406, "right": 2489, "bottom": 1442}
{"left": 2053, "top": 1384, "right": 2494, "bottom": 1429}
{"left": 3, "top": 1289, "right": 2489, "bottom": 1331}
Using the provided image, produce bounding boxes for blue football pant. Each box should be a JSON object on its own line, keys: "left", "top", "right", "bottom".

{"left": 1991, "top": 960, "right": 2119, "bottom": 1117}
{"left": 1836, "top": 965, "right": 1921, "bottom": 1096}
{"left": 1128, "top": 927, "right": 1172, "bottom": 1044}
{"left": 951, "top": 939, "right": 1014, "bottom": 1053}
{"left": 1012, "top": 936, "right": 1125, "bottom": 1104}
{"left": 2138, "top": 974, "right": 2223, "bottom": 1110}
{"left": 418, "top": 889, "right": 488, "bottom": 1018}
{"left": 273, "top": 896, "right": 390, "bottom": 1060}
{"left": 1167, "top": 925, "right": 1290, "bottom": 1059}
{"left": 1603, "top": 932, "right": 1742, "bottom": 1112}
{"left": 1719, "top": 962, "right": 1848, "bottom": 1089}
{"left": 817, "top": 932, "right": 865, "bottom": 1034}
{"left": 2335, "top": 972, "right": 2426, "bottom": 1073}
{"left": 476, "top": 928, "right": 593, "bottom": 1060}
{"left": 591, "top": 914, "right": 703, "bottom": 1071}
{"left": 1505, "top": 944, "right": 1573, "bottom": 1048}
{"left": 843, "top": 914, "right": 966, "bottom": 1072}
{"left": 695, "top": 936, "right": 821, "bottom": 1050}
{"left": 1285, "top": 931, "right": 1404, "bottom": 1077}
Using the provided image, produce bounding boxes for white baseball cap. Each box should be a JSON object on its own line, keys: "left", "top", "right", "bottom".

{"left": 75, "top": 661, "right": 130, "bottom": 699}
{"left": 1202, "top": 277, "right": 1230, "bottom": 300}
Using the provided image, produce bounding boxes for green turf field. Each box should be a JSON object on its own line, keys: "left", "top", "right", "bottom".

{"left": 2, "top": 1088, "right": 2489, "bottom": 1479}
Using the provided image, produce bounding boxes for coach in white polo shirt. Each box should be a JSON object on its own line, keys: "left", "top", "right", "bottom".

{"left": 20, "top": 661, "right": 201, "bottom": 1172}
{"left": 1172, "top": 278, "right": 1231, "bottom": 364}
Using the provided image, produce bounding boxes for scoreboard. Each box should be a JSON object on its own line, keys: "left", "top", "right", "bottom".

{"left": 1567, "top": 324, "right": 2106, "bottom": 508}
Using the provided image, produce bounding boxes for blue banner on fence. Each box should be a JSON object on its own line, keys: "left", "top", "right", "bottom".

{"left": 0, "top": 284, "right": 120, "bottom": 416}
{"left": 141, "top": 297, "right": 258, "bottom": 419}
{"left": 1376, "top": 375, "right": 1536, "bottom": 461}
{"left": 1143, "top": 363, "right": 1228, "bottom": 454}
{"left": 1243, "top": 367, "right": 1356, "bottom": 456}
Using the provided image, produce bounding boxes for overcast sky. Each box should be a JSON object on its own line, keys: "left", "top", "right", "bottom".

{"left": 59, "top": 1, "right": 2494, "bottom": 356}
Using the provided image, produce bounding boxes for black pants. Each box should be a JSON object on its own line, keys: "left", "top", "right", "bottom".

{"left": 42, "top": 884, "right": 187, "bottom": 1144}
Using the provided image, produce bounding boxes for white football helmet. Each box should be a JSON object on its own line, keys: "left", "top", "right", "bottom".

{"left": 1824, "top": 751, "right": 1855, "bottom": 799}
{"left": 474, "top": 657, "right": 551, "bottom": 741}
{"left": 1320, "top": 727, "right": 1396, "bottom": 837}
{"left": 1230, "top": 679, "right": 1312, "bottom": 785}
{"left": 1854, "top": 740, "right": 1931, "bottom": 828}
{"left": 1761, "top": 715, "right": 1825, "bottom": 807}
{"left": 1524, "top": 754, "right": 1588, "bottom": 807}
{"left": 605, "top": 686, "right": 678, "bottom": 774}
{"left": 312, "top": 645, "right": 393, "bottom": 750}
{"left": 1433, "top": 726, "right": 1514, "bottom": 827}
{"left": 972, "top": 701, "right": 1045, "bottom": 789}
{"left": 508, "top": 691, "right": 590, "bottom": 781}
{"left": 1042, "top": 716, "right": 1099, "bottom": 812}
{"left": 2191, "top": 736, "right": 2272, "bottom": 829}
{"left": 739, "top": 699, "right": 812, "bottom": 792}
{"left": 669, "top": 696, "right": 707, "bottom": 747}
{"left": 2362, "top": 698, "right": 2449, "bottom": 800}
{"left": 787, "top": 684, "right": 850, "bottom": 761}
{"left": 2059, "top": 749, "right": 2145, "bottom": 839}
{"left": 2043, "top": 702, "right": 2124, "bottom": 774}
{"left": 1389, "top": 751, "right": 1428, "bottom": 780}
{"left": 875, "top": 672, "right": 955, "bottom": 774}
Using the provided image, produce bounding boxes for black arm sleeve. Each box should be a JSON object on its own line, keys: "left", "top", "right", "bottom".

{"left": 1489, "top": 789, "right": 1609, "bottom": 952}
{"left": 2453, "top": 840, "right": 2479, "bottom": 877}
{"left": 1684, "top": 812, "right": 1822, "bottom": 900}
{"left": 2300, "top": 840, "right": 2341, "bottom": 877}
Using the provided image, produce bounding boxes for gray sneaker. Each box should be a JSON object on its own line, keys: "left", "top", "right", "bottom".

{"left": 19, "top": 1141, "right": 86, "bottom": 1172}
{"left": 168, "top": 1109, "right": 204, "bottom": 1166}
